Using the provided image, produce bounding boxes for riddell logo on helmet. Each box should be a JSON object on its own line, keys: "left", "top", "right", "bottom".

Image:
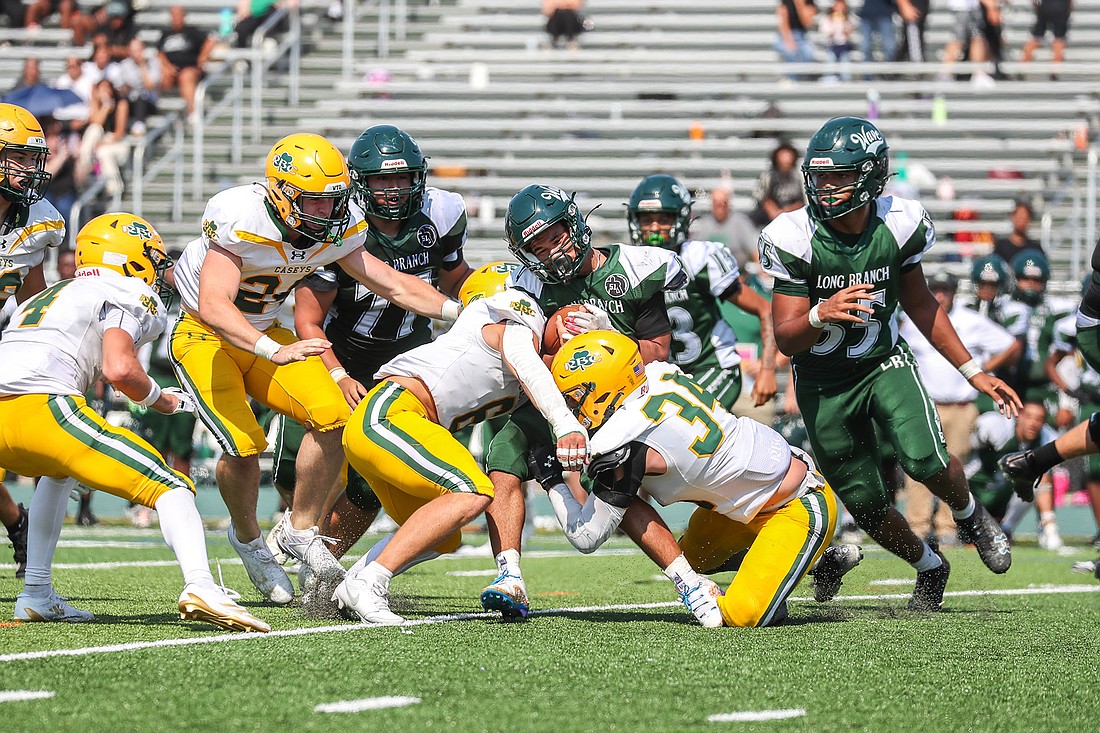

{"left": 638, "top": 198, "right": 662, "bottom": 210}
{"left": 522, "top": 219, "right": 547, "bottom": 239}
{"left": 809, "top": 157, "right": 834, "bottom": 167}
{"left": 381, "top": 159, "right": 408, "bottom": 169}
{"left": 850, "top": 127, "right": 884, "bottom": 154}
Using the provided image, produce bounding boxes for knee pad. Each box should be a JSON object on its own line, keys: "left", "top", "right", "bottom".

{"left": 1088, "top": 412, "right": 1100, "bottom": 447}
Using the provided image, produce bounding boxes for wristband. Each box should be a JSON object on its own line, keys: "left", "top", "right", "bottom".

{"left": 136, "top": 378, "right": 162, "bottom": 408}
{"left": 253, "top": 335, "right": 281, "bottom": 361}
{"left": 808, "top": 303, "right": 825, "bottom": 329}
{"left": 958, "top": 358, "right": 984, "bottom": 380}
{"left": 329, "top": 367, "right": 349, "bottom": 382}
{"left": 440, "top": 299, "right": 462, "bottom": 323}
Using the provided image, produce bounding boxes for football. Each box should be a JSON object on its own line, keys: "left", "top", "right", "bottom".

{"left": 542, "top": 303, "right": 587, "bottom": 356}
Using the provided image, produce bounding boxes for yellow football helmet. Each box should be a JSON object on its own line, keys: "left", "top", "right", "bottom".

{"left": 550, "top": 330, "right": 645, "bottom": 431}
{"left": 265, "top": 133, "right": 351, "bottom": 245}
{"left": 75, "top": 213, "right": 171, "bottom": 294}
{"left": 0, "top": 103, "right": 51, "bottom": 206}
{"left": 458, "top": 261, "right": 520, "bottom": 306}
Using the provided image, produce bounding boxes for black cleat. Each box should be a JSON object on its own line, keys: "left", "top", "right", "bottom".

{"left": 909, "top": 545, "right": 950, "bottom": 612}
{"left": 955, "top": 501, "right": 1012, "bottom": 574}
{"left": 76, "top": 507, "right": 98, "bottom": 526}
{"left": 998, "top": 451, "right": 1041, "bottom": 503}
{"left": 7, "top": 503, "right": 28, "bottom": 579}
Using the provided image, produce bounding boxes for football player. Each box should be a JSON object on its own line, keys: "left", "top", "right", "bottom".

{"left": 760, "top": 116, "right": 1020, "bottom": 611}
{"left": 0, "top": 103, "right": 64, "bottom": 578}
{"left": 171, "top": 132, "right": 459, "bottom": 606}
{"left": 965, "top": 253, "right": 1013, "bottom": 323}
{"left": 333, "top": 284, "right": 585, "bottom": 624}
{"left": 626, "top": 173, "right": 778, "bottom": 410}
{"left": 273, "top": 125, "right": 473, "bottom": 563}
{"left": 478, "top": 184, "right": 688, "bottom": 620}
{"left": 0, "top": 213, "right": 268, "bottom": 632}
{"left": 532, "top": 331, "right": 860, "bottom": 627}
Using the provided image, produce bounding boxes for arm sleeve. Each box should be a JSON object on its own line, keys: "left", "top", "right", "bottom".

{"left": 439, "top": 209, "right": 468, "bottom": 270}
{"left": 632, "top": 290, "right": 672, "bottom": 341}
{"left": 546, "top": 483, "right": 628, "bottom": 554}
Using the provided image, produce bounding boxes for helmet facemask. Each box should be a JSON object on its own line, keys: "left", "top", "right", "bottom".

{"left": 279, "top": 182, "right": 351, "bottom": 245}
{"left": 0, "top": 142, "right": 50, "bottom": 206}
{"left": 352, "top": 168, "right": 426, "bottom": 221}
{"left": 506, "top": 189, "right": 593, "bottom": 285}
{"left": 802, "top": 157, "right": 888, "bottom": 221}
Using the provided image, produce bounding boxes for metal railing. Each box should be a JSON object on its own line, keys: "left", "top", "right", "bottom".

{"left": 131, "top": 115, "right": 185, "bottom": 221}
{"left": 1039, "top": 145, "right": 1099, "bottom": 284}
{"left": 68, "top": 176, "right": 121, "bottom": 250}
{"left": 251, "top": 6, "right": 302, "bottom": 143}
{"left": 342, "top": 0, "right": 407, "bottom": 78}
{"left": 192, "top": 57, "right": 247, "bottom": 200}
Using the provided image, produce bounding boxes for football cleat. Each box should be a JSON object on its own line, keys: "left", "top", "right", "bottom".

{"left": 955, "top": 501, "right": 1011, "bottom": 574}
{"left": 264, "top": 511, "right": 291, "bottom": 565}
{"left": 227, "top": 525, "right": 294, "bottom": 605}
{"left": 276, "top": 523, "right": 346, "bottom": 607}
{"left": 332, "top": 570, "right": 404, "bottom": 625}
{"left": 678, "top": 577, "right": 724, "bottom": 628}
{"left": 14, "top": 588, "right": 94, "bottom": 623}
{"left": 178, "top": 584, "right": 271, "bottom": 633}
{"left": 808, "top": 544, "right": 863, "bottom": 603}
{"left": 908, "top": 546, "right": 950, "bottom": 612}
{"left": 480, "top": 572, "right": 530, "bottom": 620}
{"left": 7, "top": 502, "right": 28, "bottom": 579}
{"left": 764, "top": 599, "right": 789, "bottom": 627}
{"left": 1038, "top": 523, "right": 1064, "bottom": 552}
{"left": 998, "top": 451, "right": 1041, "bottom": 503}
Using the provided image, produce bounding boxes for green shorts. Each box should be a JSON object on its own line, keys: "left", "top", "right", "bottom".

{"left": 796, "top": 344, "right": 949, "bottom": 528}
{"left": 1078, "top": 324, "right": 1100, "bottom": 374}
{"left": 269, "top": 413, "right": 381, "bottom": 514}
{"left": 484, "top": 402, "right": 553, "bottom": 480}
{"left": 129, "top": 368, "right": 197, "bottom": 460}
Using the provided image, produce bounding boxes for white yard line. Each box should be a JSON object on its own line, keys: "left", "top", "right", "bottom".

{"left": 0, "top": 690, "right": 54, "bottom": 703}
{"left": 314, "top": 696, "right": 421, "bottom": 713}
{"left": 708, "top": 709, "right": 806, "bottom": 722}
{"left": 1, "top": 584, "right": 1096, "bottom": 665}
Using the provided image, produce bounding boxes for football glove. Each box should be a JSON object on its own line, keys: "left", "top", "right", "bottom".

{"left": 566, "top": 303, "right": 615, "bottom": 334}
{"left": 163, "top": 387, "right": 197, "bottom": 415}
{"left": 527, "top": 444, "right": 565, "bottom": 491}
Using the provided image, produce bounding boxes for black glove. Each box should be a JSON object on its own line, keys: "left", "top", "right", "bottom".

{"left": 527, "top": 444, "right": 565, "bottom": 491}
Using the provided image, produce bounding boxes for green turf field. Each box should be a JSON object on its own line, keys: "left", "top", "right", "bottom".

{"left": 1, "top": 529, "right": 1098, "bottom": 732}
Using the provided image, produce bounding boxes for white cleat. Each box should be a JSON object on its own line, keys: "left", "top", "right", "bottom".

{"left": 678, "top": 577, "right": 724, "bottom": 628}
{"left": 228, "top": 525, "right": 294, "bottom": 605}
{"left": 14, "top": 589, "right": 94, "bottom": 623}
{"left": 178, "top": 584, "right": 271, "bottom": 633}
{"left": 276, "top": 523, "right": 346, "bottom": 605}
{"left": 332, "top": 570, "right": 405, "bottom": 625}
{"left": 1038, "top": 524, "right": 1065, "bottom": 552}
{"left": 264, "top": 511, "right": 291, "bottom": 565}
{"left": 480, "top": 572, "right": 530, "bottom": 620}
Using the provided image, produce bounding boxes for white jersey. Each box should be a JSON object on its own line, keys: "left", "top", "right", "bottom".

{"left": 376, "top": 289, "right": 546, "bottom": 432}
{"left": 0, "top": 270, "right": 165, "bottom": 396}
{"left": 0, "top": 198, "right": 65, "bottom": 306}
{"left": 174, "top": 184, "right": 369, "bottom": 331}
{"left": 589, "top": 362, "right": 820, "bottom": 523}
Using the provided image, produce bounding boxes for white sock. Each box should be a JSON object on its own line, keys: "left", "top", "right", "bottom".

{"left": 364, "top": 560, "right": 392, "bottom": 583}
{"left": 495, "top": 548, "right": 522, "bottom": 579}
{"left": 1039, "top": 511, "right": 1057, "bottom": 527}
{"left": 911, "top": 542, "right": 944, "bottom": 572}
{"left": 24, "top": 476, "right": 73, "bottom": 588}
{"left": 663, "top": 553, "right": 703, "bottom": 592}
{"left": 155, "top": 489, "right": 216, "bottom": 589}
{"left": 950, "top": 494, "right": 976, "bottom": 520}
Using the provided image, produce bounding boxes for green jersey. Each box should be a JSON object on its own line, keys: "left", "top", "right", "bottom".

{"left": 759, "top": 197, "right": 934, "bottom": 383}
{"left": 509, "top": 242, "right": 687, "bottom": 340}
{"left": 301, "top": 187, "right": 466, "bottom": 380}
{"left": 999, "top": 295, "right": 1076, "bottom": 400}
{"left": 665, "top": 239, "right": 743, "bottom": 372}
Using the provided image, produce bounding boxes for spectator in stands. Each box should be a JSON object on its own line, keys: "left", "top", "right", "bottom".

{"left": 1021, "top": 0, "right": 1073, "bottom": 70}
{"left": 54, "top": 54, "right": 97, "bottom": 128}
{"left": 23, "top": 0, "right": 76, "bottom": 34}
{"left": 158, "top": 6, "right": 214, "bottom": 124}
{"left": 939, "top": 0, "right": 998, "bottom": 89}
{"left": 75, "top": 77, "right": 130, "bottom": 196}
{"left": 750, "top": 140, "right": 804, "bottom": 229}
{"left": 819, "top": 0, "right": 853, "bottom": 83}
{"left": 690, "top": 184, "right": 759, "bottom": 272}
{"left": 6, "top": 58, "right": 41, "bottom": 95}
{"left": 993, "top": 200, "right": 1043, "bottom": 264}
{"left": 980, "top": 0, "right": 1007, "bottom": 81}
{"left": 858, "top": 0, "right": 898, "bottom": 73}
{"left": 234, "top": 0, "right": 292, "bottom": 49}
{"left": 899, "top": 271, "right": 1021, "bottom": 546}
{"left": 774, "top": 0, "right": 817, "bottom": 81}
{"left": 896, "top": 0, "right": 929, "bottom": 62}
{"left": 94, "top": 0, "right": 137, "bottom": 61}
{"left": 543, "top": 0, "right": 585, "bottom": 50}
{"left": 107, "top": 38, "right": 160, "bottom": 134}
{"left": 43, "top": 116, "right": 79, "bottom": 226}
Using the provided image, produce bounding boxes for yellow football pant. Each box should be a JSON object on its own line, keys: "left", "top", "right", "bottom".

{"left": 170, "top": 312, "right": 350, "bottom": 457}
{"left": 680, "top": 484, "right": 838, "bottom": 628}
{"left": 0, "top": 394, "right": 194, "bottom": 507}
{"left": 343, "top": 381, "right": 494, "bottom": 555}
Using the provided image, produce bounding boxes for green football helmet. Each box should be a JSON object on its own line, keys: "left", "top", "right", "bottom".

{"left": 347, "top": 124, "right": 427, "bottom": 220}
{"left": 970, "top": 254, "right": 1011, "bottom": 294}
{"left": 626, "top": 174, "right": 692, "bottom": 249}
{"left": 801, "top": 116, "right": 891, "bottom": 221}
{"left": 1011, "top": 250, "right": 1050, "bottom": 305}
{"left": 505, "top": 184, "right": 592, "bottom": 284}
